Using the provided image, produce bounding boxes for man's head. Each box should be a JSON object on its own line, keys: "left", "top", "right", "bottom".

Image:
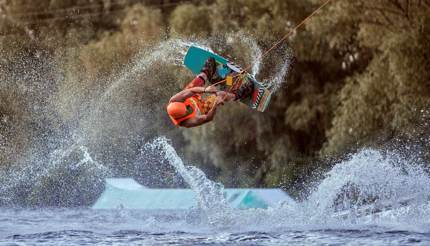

{"left": 167, "top": 102, "right": 187, "bottom": 119}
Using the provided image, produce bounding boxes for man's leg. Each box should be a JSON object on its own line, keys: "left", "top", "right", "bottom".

{"left": 201, "top": 57, "right": 216, "bottom": 81}
{"left": 234, "top": 79, "right": 254, "bottom": 101}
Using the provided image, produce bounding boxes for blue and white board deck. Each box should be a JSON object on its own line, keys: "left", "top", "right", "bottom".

{"left": 183, "top": 45, "right": 272, "bottom": 112}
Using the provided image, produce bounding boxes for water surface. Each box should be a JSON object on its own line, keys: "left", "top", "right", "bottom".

{"left": 2, "top": 208, "right": 430, "bottom": 245}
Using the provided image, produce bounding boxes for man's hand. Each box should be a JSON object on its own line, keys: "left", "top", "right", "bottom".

{"left": 181, "top": 101, "right": 218, "bottom": 128}
{"left": 216, "top": 94, "right": 225, "bottom": 106}
{"left": 204, "top": 85, "right": 218, "bottom": 94}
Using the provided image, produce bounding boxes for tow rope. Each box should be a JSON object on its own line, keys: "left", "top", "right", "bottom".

{"left": 210, "top": 0, "right": 333, "bottom": 89}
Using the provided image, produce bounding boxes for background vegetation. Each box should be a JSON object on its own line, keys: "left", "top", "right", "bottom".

{"left": 1, "top": 0, "right": 430, "bottom": 202}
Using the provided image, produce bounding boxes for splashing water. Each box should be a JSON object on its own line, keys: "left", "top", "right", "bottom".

{"left": 226, "top": 32, "right": 263, "bottom": 77}
{"left": 307, "top": 150, "right": 430, "bottom": 213}
{"left": 0, "top": 139, "right": 111, "bottom": 207}
{"left": 144, "top": 138, "right": 430, "bottom": 233}
{"left": 100, "top": 39, "right": 191, "bottom": 101}
{"left": 225, "top": 31, "right": 294, "bottom": 91}
{"left": 146, "top": 137, "right": 235, "bottom": 226}
{"left": 0, "top": 38, "right": 199, "bottom": 207}
{"left": 2, "top": 36, "right": 279, "bottom": 207}
{"left": 253, "top": 149, "right": 430, "bottom": 232}
{"left": 267, "top": 51, "right": 294, "bottom": 91}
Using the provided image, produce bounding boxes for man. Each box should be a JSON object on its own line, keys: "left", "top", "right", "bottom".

{"left": 166, "top": 57, "right": 253, "bottom": 128}
{"left": 166, "top": 85, "right": 231, "bottom": 128}
{"left": 166, "top": 57, "right": 225, "bottom": 128}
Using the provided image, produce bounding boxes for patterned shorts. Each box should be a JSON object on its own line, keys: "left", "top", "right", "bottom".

{"left": 234, "top": 79, "right": 254, "bottom": 101}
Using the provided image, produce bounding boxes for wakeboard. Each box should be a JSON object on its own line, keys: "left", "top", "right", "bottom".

{"left": 183, "top": 45, "right": 272, "bottom": 112}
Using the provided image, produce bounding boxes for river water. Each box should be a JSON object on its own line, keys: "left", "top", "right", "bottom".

{"left": 1, "top": 208, "right": 430, "bottom": 245}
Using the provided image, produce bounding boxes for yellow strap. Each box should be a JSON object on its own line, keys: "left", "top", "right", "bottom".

{"left": 226, "top": 75, "right": 233, "bottom": 86}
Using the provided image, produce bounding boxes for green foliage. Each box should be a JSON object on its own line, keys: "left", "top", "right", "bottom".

{"left": 322, "top": 0, "right": 430, "bottom": 154}
{"left": 169, "top": 3, "right": 211, "bottom": 37}
{"left": 79, "top": 4, "right": 164, "bottom": 78}
{"left": 210, "top": 0, "right": 311, "bottom": 40}
{"left": 53, "top": 4, "right": 165, "bottom": 123}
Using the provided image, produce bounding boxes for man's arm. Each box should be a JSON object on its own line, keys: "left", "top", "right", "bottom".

{"left": 180, "top": 101, "right": 218, "bottom": 128}
{"left": 169, "top": 87, "right": 208, "bottom": 103}
{"left": 185, "top": 75, "right": 205, "bottom": 89}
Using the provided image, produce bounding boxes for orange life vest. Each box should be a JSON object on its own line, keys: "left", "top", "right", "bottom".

{"left": 169, "top": 96, "right": 202, "bottom": 126}
{"left": 200, "top": 95, "right": 217, "bottom": 115}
